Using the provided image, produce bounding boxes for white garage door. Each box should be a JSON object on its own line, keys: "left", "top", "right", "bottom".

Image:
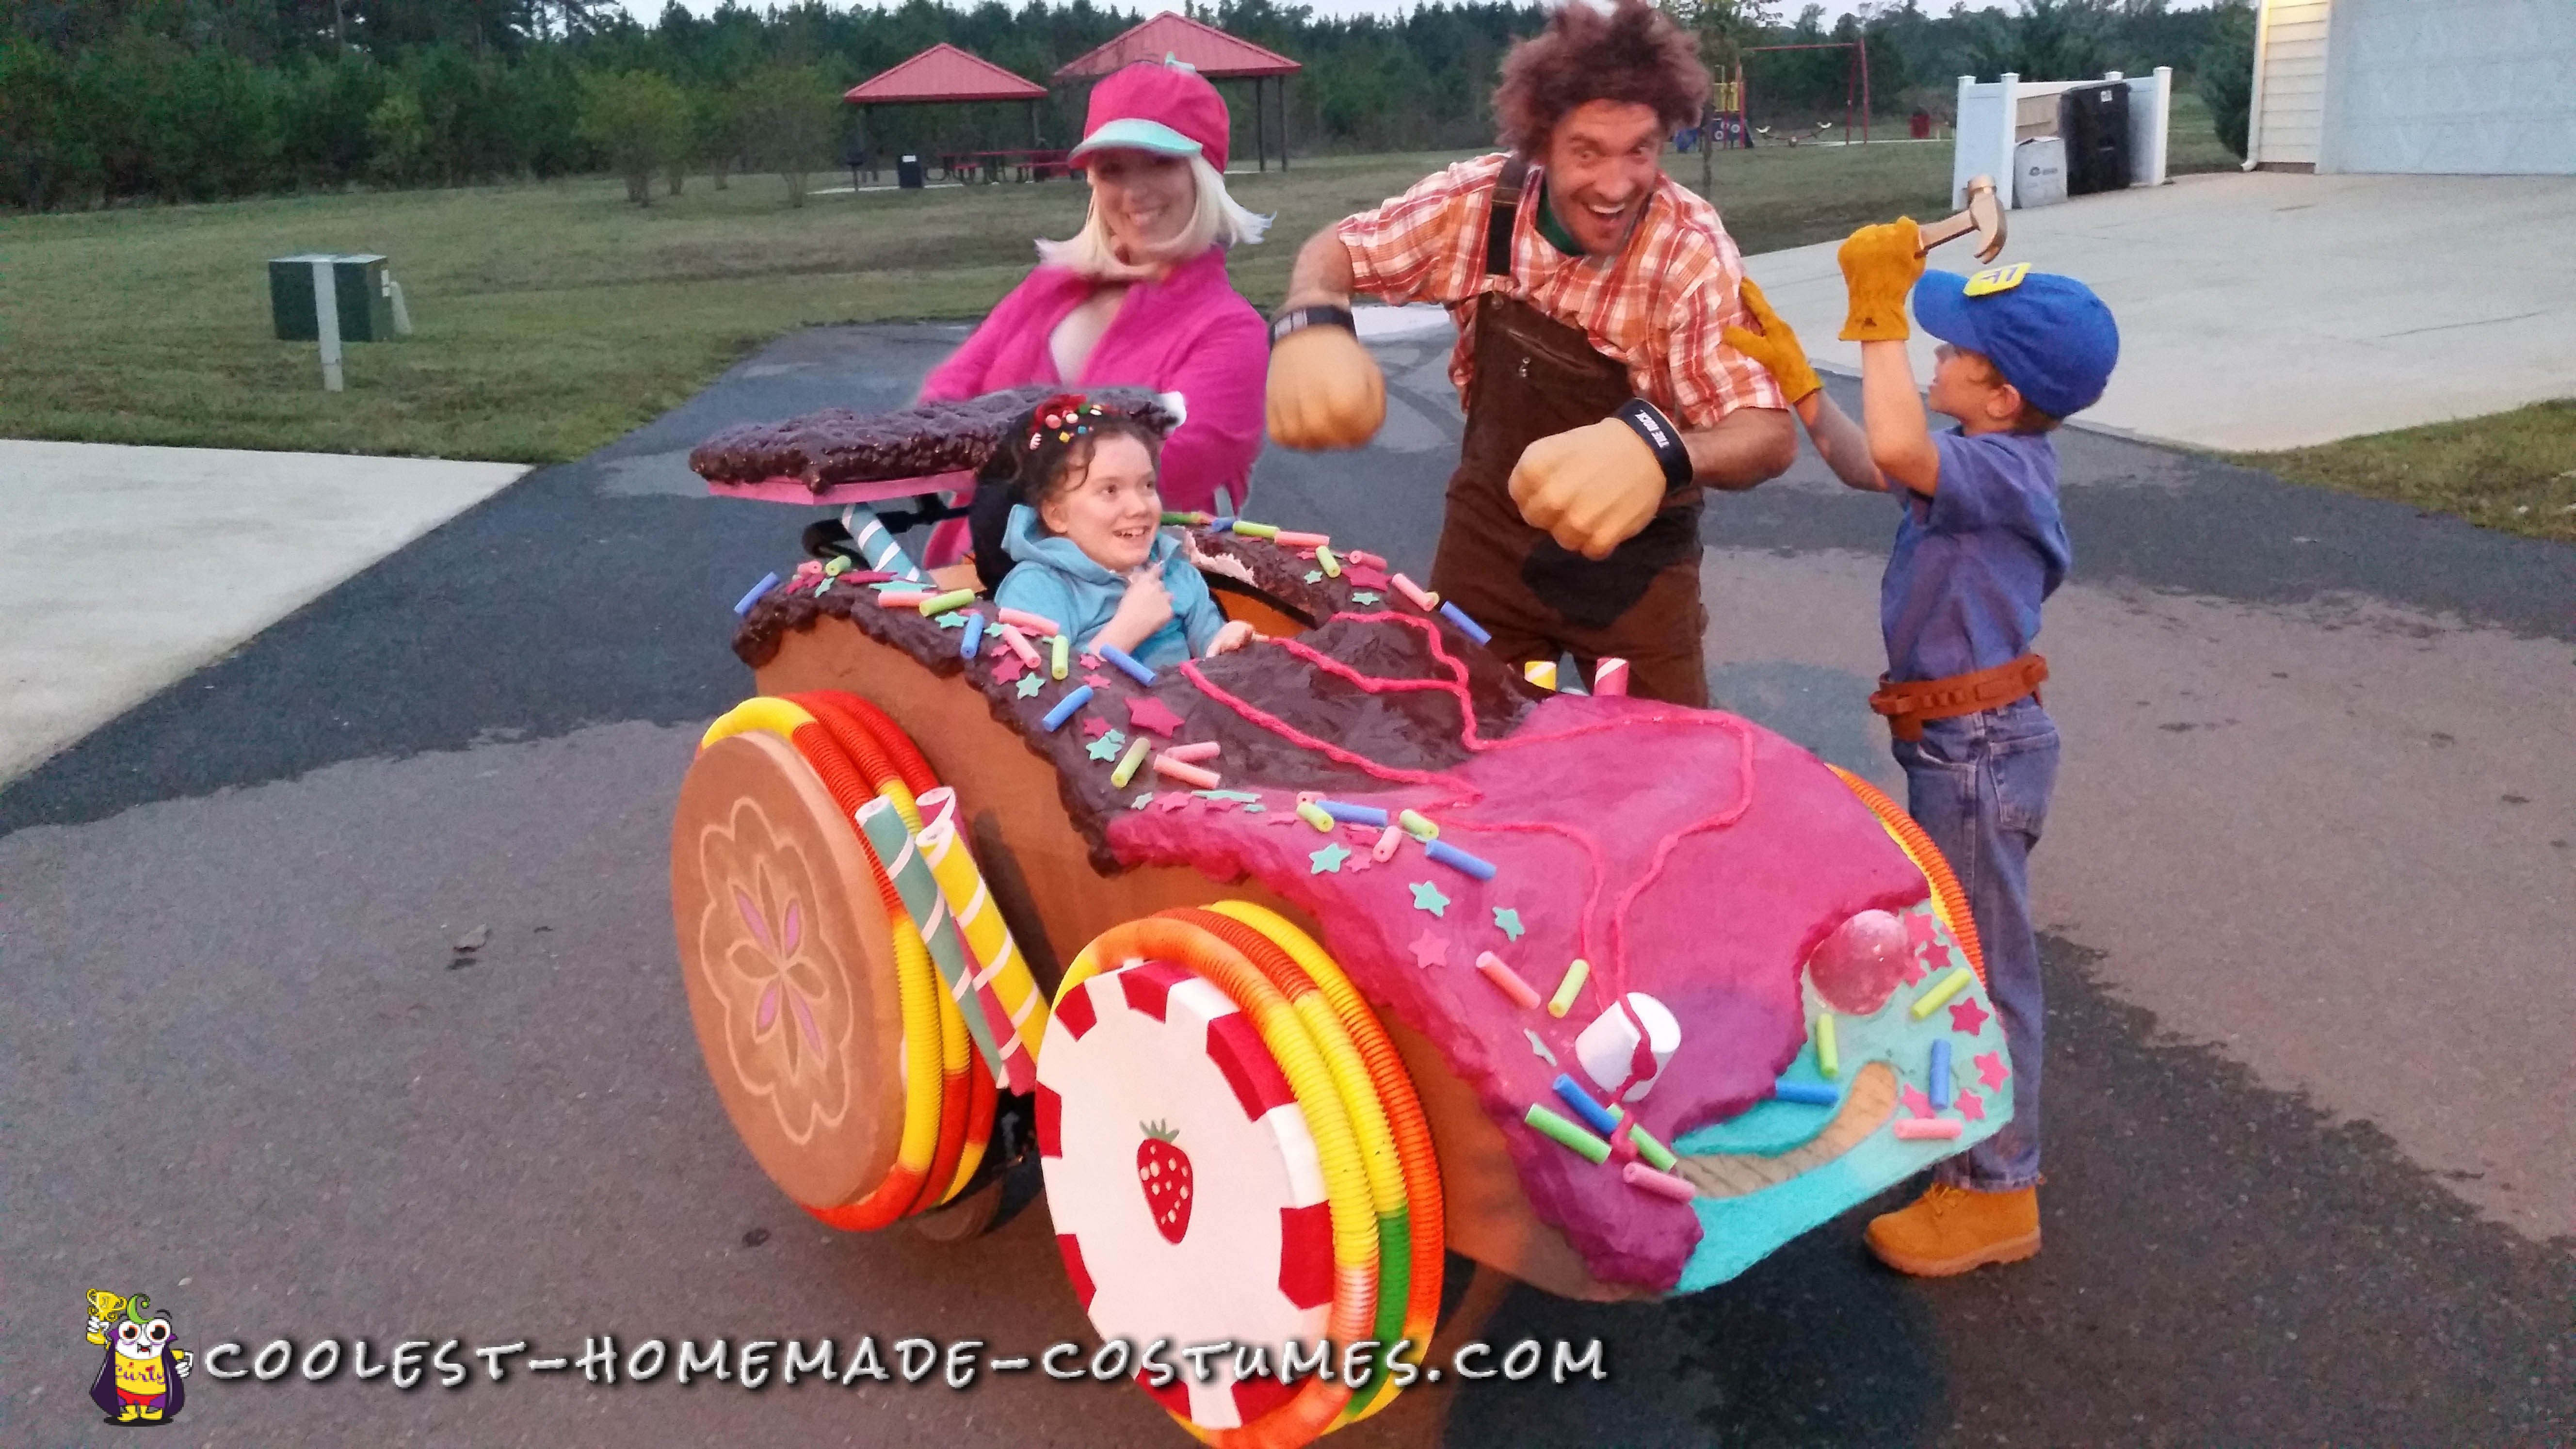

{"left": 2318, "top": 0, "right": 2576, "bottom": 175}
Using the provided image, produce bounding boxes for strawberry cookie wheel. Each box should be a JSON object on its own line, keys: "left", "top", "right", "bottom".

{"left": 1199, "top": 902, "right": 1444, "bottom": 1423}
{"left": 1168, "top": 906, "right": 1426, "bottom": 1427}
{"left": 1048, "top": 917, "right": 1379, "bottom": 1449}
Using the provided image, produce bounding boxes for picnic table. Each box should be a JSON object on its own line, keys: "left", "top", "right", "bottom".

{"left": 936, "top": 148, "right": 1072, "bottom": 183}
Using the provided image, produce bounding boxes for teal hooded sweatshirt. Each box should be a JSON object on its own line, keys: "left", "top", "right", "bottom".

{"left": 993, "top": 504, "right": 1228, "bottom": 669}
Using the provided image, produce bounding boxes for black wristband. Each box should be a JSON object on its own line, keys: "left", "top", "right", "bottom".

{"left": 1613, "top": 398, "right": 1693, "bottom": 492}
{"left": 1270, "top": 304, "right": 1356, "bottom": 347}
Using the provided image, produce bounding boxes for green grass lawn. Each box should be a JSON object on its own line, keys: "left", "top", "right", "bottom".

{"left": 0, "top": 142, "right": 1951, "bottom": 465}
{"left": 2161, "top": 89, "right": 2240, "bottom": 176}
{"left": 2236, "top": 401, "right": 2576, "bottom": 546}
{"left": 21, "top": 80, "right": 2563, "bottom": 548}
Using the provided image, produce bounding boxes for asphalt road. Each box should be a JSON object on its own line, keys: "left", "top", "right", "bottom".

{"left": 5, "top": 323, "right": 2570, "bottom": 1448}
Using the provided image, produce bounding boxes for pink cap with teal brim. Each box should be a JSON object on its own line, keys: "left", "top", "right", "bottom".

{"left": 1069, "top": 118, "right": 1203, "bottom": 162}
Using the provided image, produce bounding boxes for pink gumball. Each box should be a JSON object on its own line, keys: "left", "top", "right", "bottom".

{"left": 1806, "top": 909, "right": 1911, "bottom": 1015}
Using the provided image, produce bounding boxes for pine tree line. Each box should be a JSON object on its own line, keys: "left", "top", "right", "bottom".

{"left": 0, "top": 0, "right": 2249, "bottom": 211}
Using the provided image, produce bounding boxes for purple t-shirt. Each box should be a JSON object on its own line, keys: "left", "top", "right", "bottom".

{"left": 1880, "top": 429, "right": 2072, "bottom": 683}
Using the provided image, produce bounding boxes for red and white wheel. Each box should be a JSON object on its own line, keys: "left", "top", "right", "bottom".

{"left": 1038, "top": 960, "right": 1335, "bottom": 1433}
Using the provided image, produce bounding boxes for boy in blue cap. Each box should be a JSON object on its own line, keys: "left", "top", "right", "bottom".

{"left": 1722, "top": 222, "right": 2118, "bottom": 1275}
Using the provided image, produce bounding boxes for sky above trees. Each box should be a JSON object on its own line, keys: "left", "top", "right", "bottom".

{"left": 621, "top": 0, "right": 2222, "bottom": 25}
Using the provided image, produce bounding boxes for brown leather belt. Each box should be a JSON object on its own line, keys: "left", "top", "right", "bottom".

{"left": 1869, "top": 653, "right": 2048, "bottom": 741}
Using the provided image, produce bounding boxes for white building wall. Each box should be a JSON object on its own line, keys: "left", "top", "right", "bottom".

{"left": 2317, "top": 0, "right": 2576, "bottom": 175}
{"left": 2250, "top": 0, "right": 2333, "bottom": 167}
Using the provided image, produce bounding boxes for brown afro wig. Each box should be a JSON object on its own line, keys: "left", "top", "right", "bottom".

{"left": 1492, "top": 0, "right": 1712, "bottom": 156}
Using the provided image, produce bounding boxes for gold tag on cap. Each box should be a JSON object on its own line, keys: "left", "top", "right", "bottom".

{"left": 1964, "top": 263, "right": 2030, "bottom": 297}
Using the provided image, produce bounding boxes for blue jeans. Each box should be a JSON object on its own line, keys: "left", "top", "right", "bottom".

{"left": 1893, "top": 698, "right": 2059, "bottom": 1192}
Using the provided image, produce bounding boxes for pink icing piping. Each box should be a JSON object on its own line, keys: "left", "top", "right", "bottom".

{"left": 1176, "top": 611, "right": 1760, "bottom": 1063}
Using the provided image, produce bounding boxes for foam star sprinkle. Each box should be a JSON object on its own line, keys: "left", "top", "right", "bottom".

{"left": 1409, "top": 930, "right": 1449, "bottom": 968}
{"left": 1955, "top": 1087, "right": 1986, "bottom": 1122}
{"left": 1126, "top": 696, "right": 1185, "bottom": 738}
{"left": 1350, "top": 591, "right": 1382, "bottom": 605}
{"left": 1409, "top": 881, "right": 1451, "bottom": 917}
{"left": 1492, "top": 907, "right": 1524, "bottom": 942}
{"left": 1085, "top": 731, "right": 1125, "bottom": 762}
{"left": 1948, "top": 997, "right": 1992, "bottom": 1036}
{"left": 1310, "top": 843, "right": 1352, "bottom": 874}
{"left": 935, "top": 611, "right": 967, "bottom": 629}
{"left": 1900, "top": 1083, "right": 1936, "bottom": 1119}
{"left": 1975, "top": 1050, "right": 2012, "bottom": 1089}
{"left": 1014, "top": 674, "right": 1044, "bottom": 699}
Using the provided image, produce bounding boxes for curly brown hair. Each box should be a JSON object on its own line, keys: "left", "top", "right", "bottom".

{"left": 1008, "top": 394, "right": 1164, "bottom": 516}
{"left": 1492, "top": 0, "right": 1711, "bottom": 156}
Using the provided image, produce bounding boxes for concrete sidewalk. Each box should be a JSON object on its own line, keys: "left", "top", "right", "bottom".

{"left": 0, "top": 441, "right": 524, "bottom": 782}
{"left": 1741, "top": 169, "right": 2576, "bottom": 451}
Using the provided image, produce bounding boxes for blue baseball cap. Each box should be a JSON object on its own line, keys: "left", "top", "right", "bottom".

{"left": 1911, "top": 266, "right": 2120, "bottom": 420}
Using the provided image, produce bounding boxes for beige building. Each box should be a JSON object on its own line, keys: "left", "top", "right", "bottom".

{"left": 2248, "top": 0, "right": 2576, "bottom": 174}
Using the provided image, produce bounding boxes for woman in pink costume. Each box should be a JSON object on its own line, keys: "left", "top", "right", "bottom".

{"left": 921, "top": 58, "right": 1271, "bottom": 551}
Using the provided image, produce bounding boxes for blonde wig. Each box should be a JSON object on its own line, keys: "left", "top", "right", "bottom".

{"left": 1036, "top": 154, "right": 1271, "bottom": 280}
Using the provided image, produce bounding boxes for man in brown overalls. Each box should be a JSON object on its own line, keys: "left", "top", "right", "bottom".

{"left": 1265, "top": 0, "right": 1794, "bottom": 706}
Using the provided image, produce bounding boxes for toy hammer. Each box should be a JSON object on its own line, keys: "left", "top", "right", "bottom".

{"left": 1917, "top": 176, "right": 2006, "bottom": 264}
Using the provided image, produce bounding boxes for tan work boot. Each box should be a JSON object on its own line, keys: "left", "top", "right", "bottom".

{"left": 1865, "top": 1181, "right": 2041, "bottom": 1276}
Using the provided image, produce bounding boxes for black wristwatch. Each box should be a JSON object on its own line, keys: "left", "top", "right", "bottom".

{"left": 1270, "top": 304, "right": 1356, "bottom": 347}
{"left": 1612, "top": 398, "right": 1694, "bottom": 493}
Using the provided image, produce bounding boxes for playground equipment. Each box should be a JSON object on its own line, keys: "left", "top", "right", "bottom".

{"left": 1698, "top": 42, "right": 1874, "bottom": 151}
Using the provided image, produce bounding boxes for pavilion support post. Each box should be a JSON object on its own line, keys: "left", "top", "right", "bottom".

{"left": 1278, "top": 76, "right": 1289, "bottom": 171}
{"left": 1254, "top": 77, "right": 1267, "bottom": 172}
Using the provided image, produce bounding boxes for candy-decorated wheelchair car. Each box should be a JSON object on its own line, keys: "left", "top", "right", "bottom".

{"left": 674, "top": 398, "right": 2013, "bottom": 1447}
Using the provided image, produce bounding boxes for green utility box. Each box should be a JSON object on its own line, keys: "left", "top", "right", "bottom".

{"left": 269, "top": 254, "right": 395, "bottom": 342}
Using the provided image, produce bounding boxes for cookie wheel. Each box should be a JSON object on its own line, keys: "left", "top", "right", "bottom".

{"left": 1044, "top": 913, "right": 1436, "bottom": 1449}
{"left": 672, "top": 694, "right": 999, "bottom": 1232}
{"left": 1040, "top": 958, "right": 1337, "bottom": 1436}
{"left": 671, "top": 729, "right": 914, "bottom": 1212}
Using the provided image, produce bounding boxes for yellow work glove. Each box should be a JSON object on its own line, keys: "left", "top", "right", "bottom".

{"left": 1265, "top": 324, "right": 1385, "bottom": 450}
{"left": 1722, "top": 279, "right": 1822, "bottom": 406}
{"left": 1508, "top": 415, "right": 1667, "bottom": 562}
{"left": 1836, "top": 218, "right": 1924, "bottom": 342}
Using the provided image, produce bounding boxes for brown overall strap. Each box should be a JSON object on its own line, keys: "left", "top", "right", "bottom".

{"left": 1484, "top": 155, "right": 1530, "bottom": 277}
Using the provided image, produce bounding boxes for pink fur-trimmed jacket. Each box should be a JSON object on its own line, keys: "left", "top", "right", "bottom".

{"left": 918, "top": 248, "right": 1269, "bottom": 515}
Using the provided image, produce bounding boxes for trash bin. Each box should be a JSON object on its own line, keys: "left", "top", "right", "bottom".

{"left": 897, "top": 154, "right": 925, "bottom": 190}
{"left": 2013, "top": 136, "right": 2068, "bottom": 209}
{"left": 270, "top": 254, "right": 396, "bottom": 342}
{"left": 2058, "top": 81, "right": 2133, "bottom": 195}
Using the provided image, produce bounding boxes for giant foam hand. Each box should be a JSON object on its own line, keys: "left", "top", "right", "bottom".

{"left": 1508, "top": 417, "right": 1666, "bottom": 561}
{"left": 1264, "top": 326, "right": 1385, "bottom": 450}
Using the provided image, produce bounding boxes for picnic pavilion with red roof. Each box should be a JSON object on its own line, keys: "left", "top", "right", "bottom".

{"left": 845, "top": 44, "right": 1059, "bottom": 182}
{"left": 1053, "top": 13, "right": 1303, "bottom": 171}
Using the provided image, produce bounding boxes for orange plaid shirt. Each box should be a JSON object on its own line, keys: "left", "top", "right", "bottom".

{"left": 1335, "top": 153, "right": 1785, "bottom": 430}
